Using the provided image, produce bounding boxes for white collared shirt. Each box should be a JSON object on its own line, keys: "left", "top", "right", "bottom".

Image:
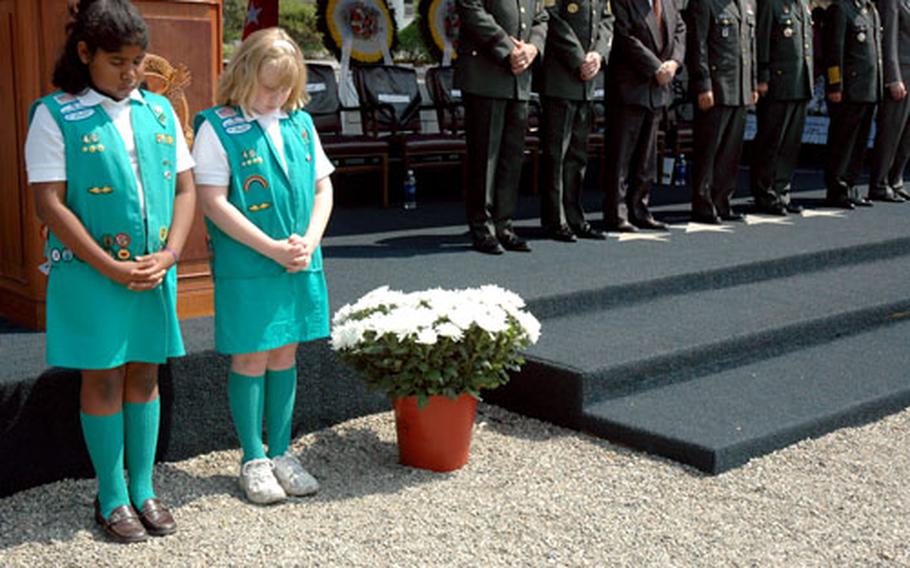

{"left": 192, "top": 107, "right": 334, "bottom": 187}
{"left": 25, "top": 88, "right": 194, "bottom": 212}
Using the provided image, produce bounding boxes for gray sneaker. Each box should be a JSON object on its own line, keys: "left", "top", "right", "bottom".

{"left": 271, "top": 452, "right": 319, "bottom": 496}
{"left": 239, "top": 458, "right": 287, "bottom": 504}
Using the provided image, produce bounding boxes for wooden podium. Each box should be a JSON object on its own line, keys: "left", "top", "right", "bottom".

{"left": 0, "top": 0, "right": 221, "bottom": 330}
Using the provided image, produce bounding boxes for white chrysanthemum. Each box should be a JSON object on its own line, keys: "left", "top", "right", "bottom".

{"left": 435, "top": 322, "right": 464, "bottom": 341}
{"left": 415, "top": 328, "right": 438, "bottom": 345}
{"left": 474, "top": 305, "right": 509, "bottom": 335}
{"left": 330, "top": 322, "right": 366, "bottom": 351}
{"left": 514, "top": 310, "right": 541, "bottom": 344}
{"left": 479, "top": 284, "right": 525, "bottom": 309}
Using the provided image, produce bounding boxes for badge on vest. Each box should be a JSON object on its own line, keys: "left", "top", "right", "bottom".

{"left": 87, "top": 186, "right": 113, "bottom": 195}
{"left": 152, "top": 104, "right": 168, "bottom": 126}
{"left": 81, "top": 132, "right": 105, "bottom": 153}
{"left": 216, "top": 107, "right": 238, "bottom": 119}
{"left": 63, "top": 108, "right": 95, "bottom": 122}
{"left": 241, "top": 149, "right": 264, "bottom": 167}
{"left": 156, "top": 133, "right": 175, "bottom": 145}
{"left": 248, "top": 202, "right": 272, "bottom": 212}
{"left": 227, "top": 123, "right": 253, "bottom": 135}
{"left": 243, "top": 174, "right": 269, "bottom": 192}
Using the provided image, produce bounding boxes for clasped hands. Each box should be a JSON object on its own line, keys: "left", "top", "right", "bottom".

{"left": 578, "top": 52, "right": 602, "bottom": 82}
{"left": 268, "top": 233, "right": 316, "bottom": 273}
{"left": 654, "top": 60, "right": 679, "bottom": 87}
{"left": 509, "top": 37, "right": 538, "bottom": 75}
{"left": 108, "top": 251, "right": 176, "bottom": 292}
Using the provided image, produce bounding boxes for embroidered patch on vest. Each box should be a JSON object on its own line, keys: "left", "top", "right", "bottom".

{"left": 226, "top": 123, "right": 253, "bottom": 135}
{"left": 115, "top": 233, "right": 131, "bottom": 247}
{"left": 248, "top": 202, "right": 272, "bottom": 212}
{"left": 159, "top": 227, "right": 169, "bottom": 242}
{"left": 54, "top": 93, "right": 77, "bottom": 104}
{"left": 222, "top": 117, "right": 247, "bottom": 128}
{"left": 215, "top": 107, "right": 238, "bottom": 119}
{"left": 63, "top": 109, "right": 95, "bottom": 121}
{"left": 156, "top": 133, "right": 175, "bottom": 145}
{"left": 243, "top": 174, "right": 268, "bottom": 192}
{"left": 117, "top": 249, "right": 132, "bottom": 260}
{"left": 241, "top": 149, "right": 264, "bottom": 167}
{"left": 87, "top": 186, "right": 114, "bottom": 195}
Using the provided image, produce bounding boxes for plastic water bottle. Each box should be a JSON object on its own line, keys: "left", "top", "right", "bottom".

{"left": 673, "top": 154, "right": 688, "bottom": 188}
{"left": 403, "top": 169, "right": 417, "bottom": 210}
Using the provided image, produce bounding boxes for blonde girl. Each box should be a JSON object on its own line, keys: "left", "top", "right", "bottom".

{"left": 192, "top": 28, "right": 333, "bottom": 504}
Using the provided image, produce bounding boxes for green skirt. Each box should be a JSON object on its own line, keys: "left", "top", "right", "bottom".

{"left": 46, "top": 261, "right": 185, "bottom": 369}
{"left": 213, "top": 270, "right": 329, "bottom": 355}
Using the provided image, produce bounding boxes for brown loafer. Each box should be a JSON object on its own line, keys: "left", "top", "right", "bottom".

{"left": 94, "top": 499, "right": 148, "bottom": 543}
{"left": 137, "top": 498, "right": 177, "bottom": 536}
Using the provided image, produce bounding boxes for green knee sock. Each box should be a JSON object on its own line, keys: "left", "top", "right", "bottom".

{"left": 228, "top": 371, "right": 266, "bottom": 463}
{"left": 124, "top": 398, "right": 160, "bottom": 507}
{"left": 80, "top": 411, "right": 130, "bottom": 519}
{"left": 265, "top": 366, "right": 297, "bottom": 458}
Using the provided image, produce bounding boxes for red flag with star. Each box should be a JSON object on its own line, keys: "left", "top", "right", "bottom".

{"left": 242, "top": 0, "right": 279, "bottom": 39}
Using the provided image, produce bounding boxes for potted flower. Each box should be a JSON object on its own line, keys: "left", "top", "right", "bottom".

{"left": 331, "top": 285, "right": 541, "bottom": 472}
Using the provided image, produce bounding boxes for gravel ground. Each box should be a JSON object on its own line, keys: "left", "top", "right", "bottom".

{"left": 1, "top": 403, "right": 908, "bottom": 567}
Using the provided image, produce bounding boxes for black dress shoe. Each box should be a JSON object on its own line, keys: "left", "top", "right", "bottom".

{"left": 852, "top": 196, "right": 874, "bottom": 207}
{"left": 719, "top": 211, "right": 745, "bottom": 222}
{"left": 895, "top": 188, "right": 910, "bottom": 200}
{"left": 546, "top": 225, "right": 577, "bottom": 242}
{"left": 826, "top": 195, "right": 855, "bottom": 209}
{"left": 573, "top": 224, "right": 607, "bottom": 240}
{"left": 784, "top": 203, "right": 803, "bottom": 214}
{"left": 756, "top": 203, "right": 787, "bottom": 216}
{"left": 692, "top": 213, "right": 722, "bottom": 224}
{"left": 631, "top": 217, "right": 669, "bottom": 231}
{"left": 604, "top": 220, "right": 639, "bottom": 233}
{"left": 868, "top": 191, "right": 905, "bottom": 203}
{"left": 497, "top": 231, "right": 531, "bottom": 252}
{"left": 472, "top": 234, "right": 504, "bottom": 255}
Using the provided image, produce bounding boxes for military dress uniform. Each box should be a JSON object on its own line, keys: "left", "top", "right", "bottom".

{"left": 536, "top": 0, "right": 613, "bottom": 241}
{"left": 603, "top": 0, "right": 686, "bottom": 231}
{"left": 687, "top": 0, "right": 758, "bottom": 222}
{"left": 823, "top": 0, "right": 883, "bottom": 208}
{"left": 867, "top": 0, "right": 910, "bottom": 201}
{"left": 455, "top": 0, "right": 548, "bottom": 254}
{"left": 750, "top": 0, "right": 813, "bottom": 215}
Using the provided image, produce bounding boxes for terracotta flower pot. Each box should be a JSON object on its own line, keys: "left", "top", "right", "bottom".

{"left": 392, "top": 393, "right": 478, "bottom": 472}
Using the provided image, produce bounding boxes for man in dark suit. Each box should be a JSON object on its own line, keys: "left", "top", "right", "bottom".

{"left": 687, "top": 0, "right": 759, "bottom": 224}
{"left": 867, "top": 0, "right": 910, "bottom": 202}
{"left": 537, "top": 0, "right": 613, "bottom": 242}
{"left": 824, "top": 0, "right": 882, "bottom": 209}
{"left": 750, "top": 0, "right": 813, "bottom": 215}
{"left": 603, "top": 0, "right": 686, "bottom": 231}
{"left": 455, "top": 0, "right": 548, "bottom": 254}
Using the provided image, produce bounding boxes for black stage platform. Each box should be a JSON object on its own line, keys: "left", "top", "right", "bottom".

{"left": 3, "top": 171, "right": 910, "bottom": 496}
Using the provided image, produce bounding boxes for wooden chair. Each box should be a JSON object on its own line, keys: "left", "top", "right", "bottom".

{"left": 304, "top": 63, "right": 391, "bottom": 207}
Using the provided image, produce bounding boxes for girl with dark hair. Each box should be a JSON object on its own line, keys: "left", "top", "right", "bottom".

{"left": 23, "top": 0, "right": 195, "bottom": 543}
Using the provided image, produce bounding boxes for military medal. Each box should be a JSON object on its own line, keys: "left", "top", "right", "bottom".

{"left": 567, "top": 2, "right": 579, "bottom": 13}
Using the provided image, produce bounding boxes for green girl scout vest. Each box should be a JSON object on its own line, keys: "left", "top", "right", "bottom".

{"left": 30, "top": 90, "right": 178, "bottom": 266}
{"left": 28, "top": 90, "right": 183, "bottom": 368}
{"left": 193, "top": 106, "right": 322, "bottom": 279}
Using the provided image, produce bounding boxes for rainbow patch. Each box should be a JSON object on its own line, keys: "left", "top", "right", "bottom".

{"left": 243, "top": 175, "right": 268, "bottom": 192}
